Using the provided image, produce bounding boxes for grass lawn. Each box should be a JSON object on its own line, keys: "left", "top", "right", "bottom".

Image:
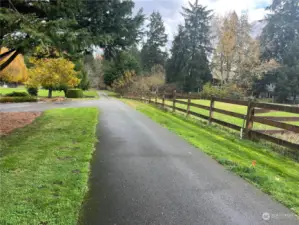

{"left": 0, "top": 108, "right": 99, "bottom": 225}
{"left": 156, "top": 98, "right": 299, "bottom": 130}
{"left": 123, "top": 99, "right": 299, "bottom": 215}
{"left": 0, "top": 87, "right": 99, "bottom": 98}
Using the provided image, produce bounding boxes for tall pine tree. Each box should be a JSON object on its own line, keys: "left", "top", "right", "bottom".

{"left": 260, "top": 0, "right": 299, "bottom": 102}
{"left": 80, "top": 0, "right": 145, "bottom": 60}
{"left": 166, "top": 25, "right": 189, "bottom": 86}
{"left": 261, "top": 0, "right": 299, "bottom": 62}
{"left": 141, "top": 11, "right": 168, "bottom": 71}
{"left": 166, "top": 0, "right": 212, "bottom": 92}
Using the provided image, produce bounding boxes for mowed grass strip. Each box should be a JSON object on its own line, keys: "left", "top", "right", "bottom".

{"left": 0, "top": 87, "right": 99, "bottom": 98}
{"left": 0, "top": 108, "right": 99, "bottom": 225}
{"left": 123, "top": 99, "right": 299, "bottom": 215}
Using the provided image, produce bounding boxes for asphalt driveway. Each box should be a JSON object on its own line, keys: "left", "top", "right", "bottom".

{"left": 1, "top": 93, "right": 298, "bottom": 225}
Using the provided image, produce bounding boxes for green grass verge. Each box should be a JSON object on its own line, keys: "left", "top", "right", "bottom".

{"left": 123, "top": 99, "right": 299, "bottom": 215}
{"left": 0, "top": 87, "right": 99, "bottom": 99}
{"left": 0, "top": 108, "right": 99, "bottom": 225}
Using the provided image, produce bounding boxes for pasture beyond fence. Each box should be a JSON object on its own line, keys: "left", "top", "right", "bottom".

{"left": 124, "top": 91, "right": 299, "bottom": 151}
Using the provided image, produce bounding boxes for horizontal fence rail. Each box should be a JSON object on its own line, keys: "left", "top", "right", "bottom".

{"left": 175, "top": 99, "right": 188, "bottom": 105}
{"left": 212, "top": 107, "right": 245, "bottom": 119}
{"left": 255, "top": 116, "right": 299, "bottom": 122}
{"left": 124, "top": 91, "right": 299, "bottom": 151}
{"left": 189, "top": 102, "right": 211, "bottom": 111}
{"left": 253, "top": 116, "right": 299, "bottom": 133}
{"left": 252, "top": 102, "right": 299, "bottom": 114}
{"left": 213, "top": 97, "right": 248, "bottom": 106}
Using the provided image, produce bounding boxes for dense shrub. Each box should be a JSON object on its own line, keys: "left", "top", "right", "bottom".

{"left": 26, "top": 87, "right": 38, "bottom": 96}
{"left": 66, "top": 89, "right": 83, "bottom": 98}
{"left": 112, "top": 65, "right": 166, "bottom": 96}
{"left": 200, "top": 83, "right": 245, "bottom": 99}
{"left": 111, "top": 71, "right": 136, "bottom": 95}
{"left": 5, "top": 91, "right": 29, "bottom": 97}
{"left": 0, "top": 96, "right": 37, "bottom": 103}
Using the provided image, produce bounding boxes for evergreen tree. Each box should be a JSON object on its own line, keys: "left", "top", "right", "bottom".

{"left": 80, "top": 0, "right": 145, "bottom": 60}
{"left": 103, "top": 51, "right": 141, "bottom": 86}
{"left": 128, "top": 45, "right": 143, "bottom": 71}
{"left": 275, "top": 38, "right": 299, "bottom": 103}
{"left": 261, "top": 0, "right": 299, "bottom": 62}
{"left": 260, "top": 0, "right": 299, "bottom": 102}
{"left": 166, "top": 0, "right": 213, "bottom": 92}
{"left": 0, "top": 0, "right": 85, "bottom": 68}
{"left": 141, "top": 11, "right": 168, "bottom": 71}
{"left": 166, "top": 25, "right": 189, "bottom": 87}
{"left": 0, "top": 0, "right": 145, "bottom": 69}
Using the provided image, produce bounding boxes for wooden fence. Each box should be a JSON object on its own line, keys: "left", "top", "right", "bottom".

{"left": 124, "top": 91, "right": 299, "bottom": 151}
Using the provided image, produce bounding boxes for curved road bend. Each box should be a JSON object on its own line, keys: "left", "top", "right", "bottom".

{"left": 1, "top": 93, "right": 298, "bottom": 225}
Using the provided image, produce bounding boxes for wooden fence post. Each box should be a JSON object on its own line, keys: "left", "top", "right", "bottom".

{"left": 155, "top": 91, "right": 158, "bottom": 105}
{"left": 162, "top": 91, "right": 165, "bottom": 109}
{"left": 187, "top": 92, "right": 191, "bottom": 116}
{"left": 245, "top": 100, "right": 255, "bottom": 139}
{"left": 173, "top": 90, "right": 176, "bottom": 112}
{"left": 209, "top": 96, "right": 215, "bottom": 125}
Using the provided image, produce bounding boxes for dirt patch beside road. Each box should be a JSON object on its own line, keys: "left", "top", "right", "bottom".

{"left": 39, "top": 97, "right": 66, "bottom": 102}
{"left": 0, "top": 112, "right": 41, "bottom": 135}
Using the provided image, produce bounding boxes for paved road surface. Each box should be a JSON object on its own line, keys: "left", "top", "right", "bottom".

{"left": 1, "top": 93, "right": 298, "bottom": 225}
{"left": 0, "top": 99, "right": 100, "bottom": 112}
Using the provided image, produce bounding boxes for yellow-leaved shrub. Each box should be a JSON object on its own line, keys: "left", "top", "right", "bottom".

{"left": 111, "top": 71, "right": 136, "bottom": 95}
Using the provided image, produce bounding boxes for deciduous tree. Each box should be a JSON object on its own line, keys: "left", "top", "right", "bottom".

{"left": 0, "top": 47, "right": 28, "bottom": 83}
{"left": 27, "top": 58, "right": 80, "bottom": 98}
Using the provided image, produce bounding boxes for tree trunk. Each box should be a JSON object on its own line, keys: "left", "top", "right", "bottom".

{"left": 226, "top": 61, "right": 230, "bottom": 83}
{"left": 48, "top": 88, "right": 53, "bottom": 98}
{"left": 220, "top": 54, "right": 224, "bottom": 84}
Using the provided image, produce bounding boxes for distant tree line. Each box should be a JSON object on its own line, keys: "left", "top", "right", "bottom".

{"left": 1, "top": 0, "right": 298, "bottom": 103}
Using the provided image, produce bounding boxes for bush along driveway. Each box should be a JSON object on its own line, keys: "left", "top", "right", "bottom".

{"left": 0, "top": 108, "right": 99, "bottom": 225}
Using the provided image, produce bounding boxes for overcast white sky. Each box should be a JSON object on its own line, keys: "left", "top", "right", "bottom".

{"left": 133, "top": 0, "right": 271, "bottom": 43}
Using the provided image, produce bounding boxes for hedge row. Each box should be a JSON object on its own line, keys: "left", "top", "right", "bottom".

{"left": 5, "top": 91, "right": 29, "bottom": 97}
{"left": 0, "top": 96, "right": 38, "bottom": 103}
{"left": 66, "top": 89, "right": 83, "bottom": 98}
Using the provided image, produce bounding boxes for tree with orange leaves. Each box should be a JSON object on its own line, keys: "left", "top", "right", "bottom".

{"left": 0, "top": 48, "right": 28, "bottom": 83}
